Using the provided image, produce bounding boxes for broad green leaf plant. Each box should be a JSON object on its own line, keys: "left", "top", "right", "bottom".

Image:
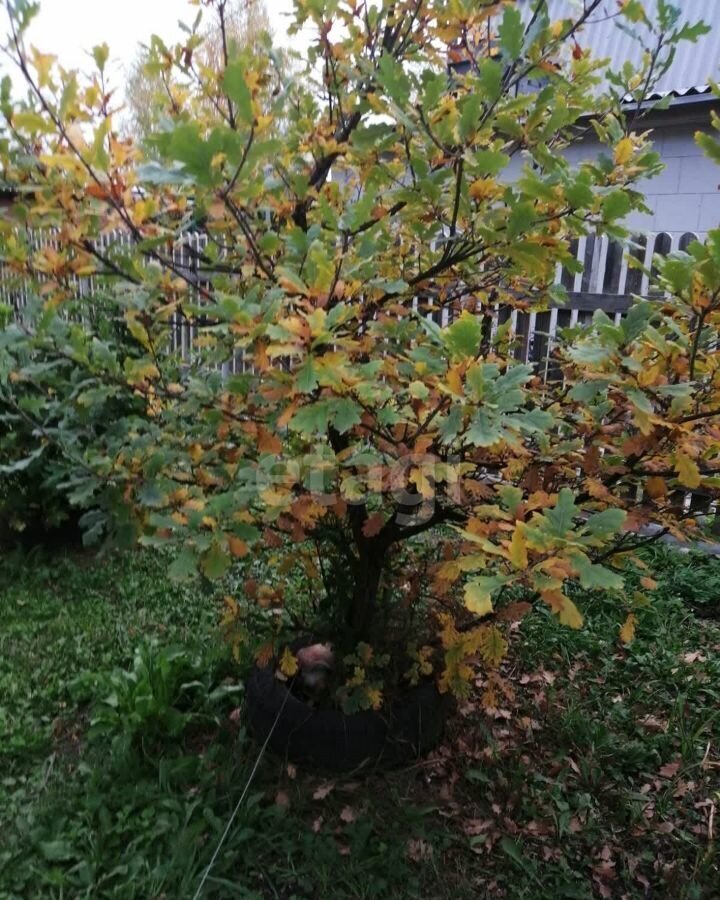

{"left": 1, "top": 0, "right": 718, "bottom": 706}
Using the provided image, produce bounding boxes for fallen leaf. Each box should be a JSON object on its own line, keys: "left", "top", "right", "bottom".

{"left": 406, "top": 838, "right": 434, "bottom": 862}
{"left": 313, "top": 782, "right": 335, "bottom": 800}
{"left": 340, "top": 805, "right": 356, "bottom": 824}
{"left": 619, "top": 612, "right": 637, "bottom": 644}
{"left": 659, "top": 760, "right": 680, "bottom": 779}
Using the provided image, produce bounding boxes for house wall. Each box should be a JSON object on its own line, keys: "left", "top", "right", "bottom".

{"left": 565, "top": 120, "right": 719, "bottom": 237}
{"left": 503, "top": 101, "right": 720, "bottom": 240}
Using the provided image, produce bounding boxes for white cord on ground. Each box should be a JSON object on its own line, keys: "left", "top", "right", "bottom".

{"left": 192, "top": 681, "right": 293, "bottom": 900}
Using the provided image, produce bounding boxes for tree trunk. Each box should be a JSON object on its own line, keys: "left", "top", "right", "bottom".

{"left": 348, "top": 541, "right": 386, "bottom": 639}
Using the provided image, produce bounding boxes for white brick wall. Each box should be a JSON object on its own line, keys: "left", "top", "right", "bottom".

{"left": 503, "top": 112, "right": 720, "bottom": 237}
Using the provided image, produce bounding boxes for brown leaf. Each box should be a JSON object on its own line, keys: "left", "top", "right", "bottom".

{"left": 339, "top": 805, "right": 356, "bottom": 824}
{"left": 362, "top": 512, "right": 385, "bottom": 538}
{"left": 639, "top": 715, "right": 667, "bottom": 733}
{"left": 406, "top": 839, "right": 434, "bottom": 862}
{"left": 646, "top": 476, "right": 667, "bottom": 499}
{"left": 258, "top": 427, "right": 282, "bottom": 455}
{"left": 659, "top": 760, "right": 680, "bottom": 779}
{"left": 313, "top": 782, "right": 335, "bottom": 801}
{"left": 274, "top": 790, "right": 290, "bottom": 809}
{"left": 227, "top": 535, "right": 249, "bottom": 558}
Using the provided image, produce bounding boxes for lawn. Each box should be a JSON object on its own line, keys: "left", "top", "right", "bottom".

{"left": 1, "top": 545, "right": 719, "bottom": 899}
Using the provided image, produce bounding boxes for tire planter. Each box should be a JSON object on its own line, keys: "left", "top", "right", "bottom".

{"left": 245, "top": 662, "right": 450, "bottom": 771}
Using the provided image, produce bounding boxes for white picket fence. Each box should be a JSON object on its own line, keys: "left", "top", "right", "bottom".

{"left": 2, "top": 227, "right": 703, "bottom": 371}
{"left": 3, "top": 226, "right": 718, "bottom": 525}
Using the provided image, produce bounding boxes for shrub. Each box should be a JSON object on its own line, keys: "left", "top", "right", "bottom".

{"left": 0, "top": 0, "right": 718, "bottom": 706}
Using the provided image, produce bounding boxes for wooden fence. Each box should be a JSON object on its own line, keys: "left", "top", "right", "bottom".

{"left": 3, "top": 226, "right": 718, "bottom": 526}
{"left": 2, "top": 228, "right": 702, "bottom": 372}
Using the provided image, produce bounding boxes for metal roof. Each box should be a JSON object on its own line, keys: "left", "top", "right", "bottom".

{"left": 540, "top": 0, "right": 720, "bottom": 100}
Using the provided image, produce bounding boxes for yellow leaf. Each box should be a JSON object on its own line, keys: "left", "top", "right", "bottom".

{"left": 125, "top": 311, "right": 151, "bottom": 350}
{"left": 645, "top": 476, "right": 667, "bottom": 499}
{"left": 620, "top": 612, "right": 637, "bottom": 644}
{"left": 365, "top": 687, "right": 383, "bottom": 710}
{"left": 31, "top": 48, "right": 57, "bottom": 87}
{"left": 436, "top": 559, "right": 461, "bottom": 582}
{"left": 464, "top": 581, "right": 494, "bottom": 617}
{"left": 478, "top": 625, "right": 508, "bottom": 666}
{"left": 674, "top": 453, "right": 701, "bottom": 489}
{"left": 614, "top": 136, "right": 634, "bottom": 166}
{"left": 509, "top": 523, "right": 528, "bottom": 570}
{"left": 559, "top": 595, "right": 584, "bottom": 630}
{"left": 127, "top": 361, "right": 160, "bottom": 383}
{"left": 446, "top": 364, "right": 463, "bottom": 396}
{"left": 409, "top": 466, "right": 434, "bottom": 499}
{"left": 279, "top": 647, "right": 299, "bottom": 677}
{"left": 469, "top": 178, "right": 499, "bottom": 201}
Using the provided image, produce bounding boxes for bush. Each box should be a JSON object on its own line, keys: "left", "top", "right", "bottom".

{"left": 1, "top": 0, "right": 719, "bottom": 708}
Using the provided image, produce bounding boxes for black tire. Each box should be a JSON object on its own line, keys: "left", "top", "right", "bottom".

{"left": 244, "top": 664, "right": 449, "bottom": 771}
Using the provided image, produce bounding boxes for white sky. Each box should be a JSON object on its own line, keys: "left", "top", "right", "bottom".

{"left": 2, "top": 0, "right": 313, "bottom": 91}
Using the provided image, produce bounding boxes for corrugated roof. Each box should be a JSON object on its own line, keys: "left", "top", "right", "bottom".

{"left": 542, "top": 0, "right": 720, "bottom": 100}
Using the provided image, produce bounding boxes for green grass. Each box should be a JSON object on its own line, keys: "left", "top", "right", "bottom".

{"left": 1, "top": 544, "right": 719, "bottom": 898}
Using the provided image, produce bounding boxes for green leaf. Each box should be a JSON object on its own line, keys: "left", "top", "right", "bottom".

{"left": 570, "top": 552, "right": 624, "bottom": 591}
{"left": 464, "top": 575, "right": 508, "bottom": 615}
{"left": 377, "top": 53, "right": 411, "bottom": 107}
{"left": 0, "top": 445, "right": 44, "bottom": 473}
{"left": 509, "top": 407, "right": 554, "bottom": 433}
{"left": 40, "top": 840, "right": 75, "bottom": 862}
{"left": 466, "top": 411, "right": 502, "bottom": 447}
{"left": 223, "top": 62, "right": 253, "bottom": 124}
{"left": 601, "top": 189, "right": 632, "bottom": 221}
{"left": 621, "top": 301, "right": 653, "bottom": 342}
{"left": 289, "top": 401, "right": 330, "bottom": 436}
{"left": 584, "top": 508, "right": 626, "bottom": 536}
{"left": 168, "top": 123, "right": 212, "bottom": 181}
{"left": 168, "top": 549, "right": 199, "bottom": 582}
{"left": 459, "top": 93, "right": 482, "bottom": 141}
{"left": 627, "top": 388, "right": 653, "bottom": 415}
{"left": 696, "top": 131, "right": 720, "bottom": 165}
{"left": 508, "top": 201, "right": 536, "bottom": 239}
{"left": 373, "top": 277, "right": 409, "bottom": 295}
{"left": 476, "top": 59, "right": 503, "bottom": 102}
{"left": 439, "top": 405, "right": 463, "bottom": 444}
{"left": 200, "top": 542, "right": 231, "bottom": 580}
{"left": 330, "top": 398, "right": 362, "bottom": 434}
{"left": 474, "top": 149, "right": 510, "bottom": 176}
{"left": 619, "top": 0, "right": 649, "bottom": 23}
{"left": 295, "top": 359, "right": 318, "bottom": 394}
{"left": 565, "top": 174, "right": 594, "bottom": 209}
{"left": 444, "top": 311, "right": 482, "bottom": 358}
{"left": 544, "top": 488, "right": 577, "bottom": 537}
{"left": 498, "top": 4, "right": 524, "bottom": 59}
